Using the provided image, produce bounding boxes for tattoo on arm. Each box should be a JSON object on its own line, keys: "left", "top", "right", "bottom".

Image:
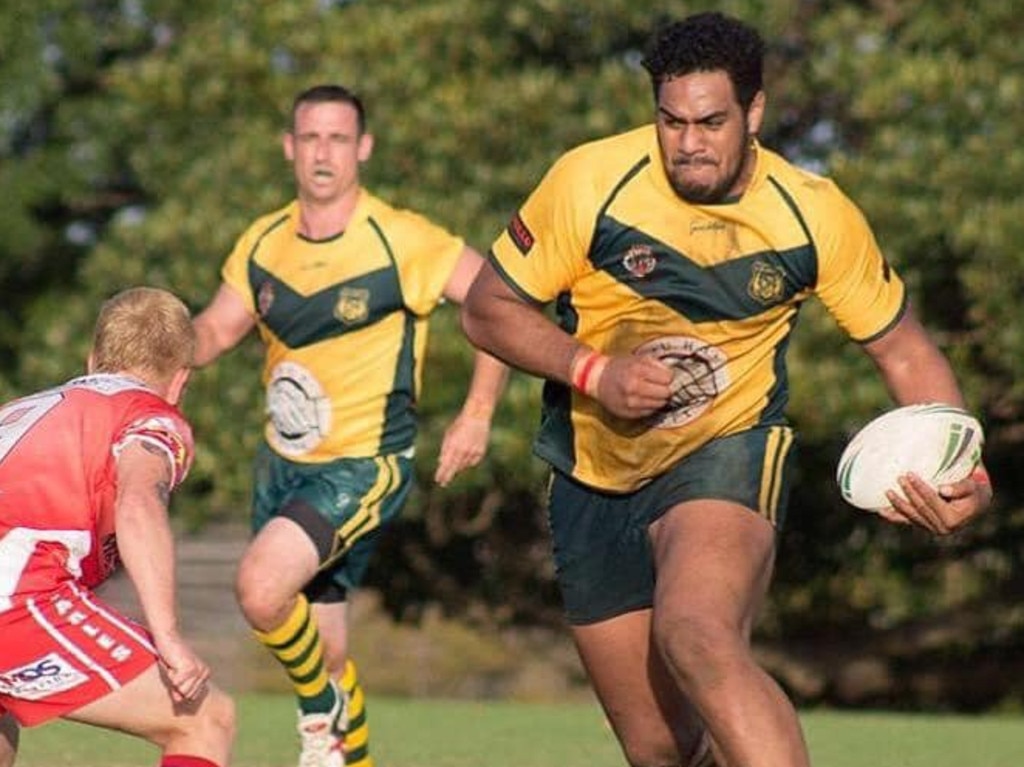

{"left": 140, "top": 441, "right": 173, "bottom": 505}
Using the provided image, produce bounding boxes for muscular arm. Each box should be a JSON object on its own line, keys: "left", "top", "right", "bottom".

{"left": 862, "top": 306, "right": 991, "bottom": 533}
{"left": 461, "top": 262, "right": 674, "bottom": 419}
{"left": 192, "top": 283, "right": 255, "bottom": 367}
{"left": 862, "top": 308, "right": 964, "bottom": 407}
{"left": 460, "top": 261, "right": 578, "bottom": 382}
{"left": 115, "top": 440, "right": 209, "bottom": 700}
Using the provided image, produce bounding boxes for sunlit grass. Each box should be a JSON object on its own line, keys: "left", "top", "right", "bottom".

{"left": 16, "top": 695, "right": 1024, "bottom": 767}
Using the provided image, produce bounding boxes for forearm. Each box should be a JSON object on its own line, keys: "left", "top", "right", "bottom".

{"left": 874, "top": 336, "right": 965, "bottom": 409}
{"left": 462, "top": 292, "right": 582, "bottom": 386}
{"left": 192, "top": 313, "right": 229, "bottom": 368}
{"left": 460, "top": 351, "right": 509, "bottom": 420}
{"left": 116, "top": 480, "right": 180, "bottom": 640}
{"left": 191, "top": 283, "right": 256, "bottom": 368}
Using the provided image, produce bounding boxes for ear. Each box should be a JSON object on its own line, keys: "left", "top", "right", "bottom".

{"left": 746, "top": 90, "right": 766, "bottom": 136}
{"left": 357, "top": 132, "right": 374, "bottom": 163}
{"left": 283, "top": 131, "right": 296, "bottom": 162}
{"left": 166, "top": 366, "right": 192, "bottom": 407}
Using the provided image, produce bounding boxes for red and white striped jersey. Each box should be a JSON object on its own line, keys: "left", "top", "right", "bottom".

{"left": 0, "top": 374, "right": 193, "bottom": 613}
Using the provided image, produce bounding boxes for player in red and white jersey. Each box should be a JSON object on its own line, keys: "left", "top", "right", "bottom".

{"left": 0, "top": 288, "right": 235, "bottom": 767}
{"left": 0, "top": 376, "right": 193, "bottom": 605}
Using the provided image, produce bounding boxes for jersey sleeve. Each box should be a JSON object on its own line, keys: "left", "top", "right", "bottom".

{"left": 220, "top": 224, "right": 261, "bottom": 315}
{"left": 113, "top": 410, "right": 195, "bottom": 489}
{"left": 812, "top": 182, "right": 906, "bottom": 342}
{"left": 488, "top": 150, "right": 597, "bottom": 304}
{"left": 392, "top": 211, "right": 466, "bottom": 317}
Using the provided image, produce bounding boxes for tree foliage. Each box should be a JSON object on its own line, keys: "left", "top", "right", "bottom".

{"left": 2, "top": 0, "right": 1022, "bottom": 708}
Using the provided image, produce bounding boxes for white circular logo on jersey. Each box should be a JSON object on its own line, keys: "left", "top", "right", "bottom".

{"left": 634, "top": 336, "right": 730, "bottom": 429}
{"left": 266, "top": 361, "right": 332, "bottom": 457}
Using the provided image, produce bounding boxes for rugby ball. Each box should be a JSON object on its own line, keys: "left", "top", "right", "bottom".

{"left": 836, "top": 403, "right": 983, "bottom": 512}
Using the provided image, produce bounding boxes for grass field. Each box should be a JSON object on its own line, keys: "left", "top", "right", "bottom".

{"left": 15, "top": 694, "right": 1024, "bottom": 766}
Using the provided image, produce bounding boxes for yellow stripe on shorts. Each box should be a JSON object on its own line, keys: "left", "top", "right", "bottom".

{"left": 330, "top": 455, "right": 398, "bottom": 563}
{"left": 758, "top": 426, "right": 794, "bottom": 525}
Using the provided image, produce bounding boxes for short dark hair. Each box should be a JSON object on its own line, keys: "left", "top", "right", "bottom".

{"left": 641, "top": 12, "right": 765, "bottom": 111}
{"left": 291, "top": 84, "right": 367, "bottom": 134}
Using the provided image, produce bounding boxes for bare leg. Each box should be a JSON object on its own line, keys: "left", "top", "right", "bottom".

{"left": 572, "top": 610, "right": 708, "bottom": 766}
{"left": 0, "top": 712, "right": 19, "bottom": 767}
{"left": 66, "top": 664, "right": 235, "bottom": 766}
{"left": 649, "top": 499, "right": 809, "bottom": 767}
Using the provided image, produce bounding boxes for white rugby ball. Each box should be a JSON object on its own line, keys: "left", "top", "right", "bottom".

{"left": 836, "top": 403, "right": 983, "bottom": 512}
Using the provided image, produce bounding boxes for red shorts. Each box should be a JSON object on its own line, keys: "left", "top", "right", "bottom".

{"left": 0, "top": 581, "right": 157, "bottom": 726}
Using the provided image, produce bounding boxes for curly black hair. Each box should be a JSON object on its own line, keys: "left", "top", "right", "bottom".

{"left": 641, "top": 12, "right": 765, "bottom": 111}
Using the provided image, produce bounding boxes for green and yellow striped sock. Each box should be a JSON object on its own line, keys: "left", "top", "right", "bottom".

{"left": 339, "top": 658, "right": 372, "bottom": 766}
{"left": 253, "top": 594, "right": 337, "bottom": 715}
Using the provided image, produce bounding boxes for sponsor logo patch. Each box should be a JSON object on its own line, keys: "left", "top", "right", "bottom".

{"left": 0, "top": 652, "right": 88, "bottom": 701}
{"left": 634, "top": 336, "right": 730, "bottom": 429}
{"left": 622, "top": 244, "right": 657, "bottom": 278}
{"left": 506, "top": 213, "right": 535, "bottom": 255}
{"left": 266, "top": 361, "right": 332, "bottom": 457}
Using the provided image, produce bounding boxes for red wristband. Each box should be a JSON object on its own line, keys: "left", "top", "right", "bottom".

{"left": 571, "top": 350, "right": 603, "bottom": 396}
{"left": 971, "top": 466, "right": 991, "bottom": 486}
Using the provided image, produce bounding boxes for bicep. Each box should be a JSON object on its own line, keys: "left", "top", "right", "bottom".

{"left": 115, "top": 440, "right": 175, "bottom": 513}
{"left": 862, "top": 309, "right": 964, "bottom": 407}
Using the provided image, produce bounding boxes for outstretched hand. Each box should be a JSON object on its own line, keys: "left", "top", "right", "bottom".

{"left": 434, "top": 410, "right": 491, "bottom": 487}
{"left": 876, "top": 471, "right": 992, "bottom": 535}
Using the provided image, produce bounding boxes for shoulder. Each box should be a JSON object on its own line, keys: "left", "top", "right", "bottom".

{"left": 362, "top": 191, "right": 458, "bottom": 241}
{"left": 550, "top": 125, "right": 656, "bottom": 185}
{"left": 759, "top": 148, "right": 861, "bottom": 221}
{"left": 236, "top": 201, "right": 296, "bottom": 243}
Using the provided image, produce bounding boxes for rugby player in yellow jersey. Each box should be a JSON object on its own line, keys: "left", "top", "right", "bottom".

{"left": 462, "top": 12, "right": 991, "bottom": 767}
{"left": 192, "top": 84, "right": 507, "bottom": 767}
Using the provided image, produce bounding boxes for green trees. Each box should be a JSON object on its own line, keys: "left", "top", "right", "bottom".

{"left": 2, "top": 0, "right": 1021, "bottom": 707}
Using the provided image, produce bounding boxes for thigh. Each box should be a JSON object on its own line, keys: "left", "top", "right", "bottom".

{"left": 65, "top": 662, "right": 186, "bottom": 736}
{"left": 572, "top": 610, "right": 703, "bottom": 765}
{"left": 286, "top": 454, "right": 413, "bottom": 595}
{"left": 650, "top": 498, "right": 776, "bottom": 635}
{"left": 0, "top": 584, "right": 156, "bottom": 727}
{"left": 647, "top": 425, "right": 795, "bottom": 629}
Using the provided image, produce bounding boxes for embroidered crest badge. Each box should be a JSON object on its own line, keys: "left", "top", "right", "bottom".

{"left": 747, "top": 261, "right": 786, "bottom": 304}
{"left": 334, "top": 287, "right": 370, "bottom": 325}
{"left": 622, "top": 244, "right": 657, "bottom": 278}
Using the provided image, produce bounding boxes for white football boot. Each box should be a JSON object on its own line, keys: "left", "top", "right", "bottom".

{"left": 296, "top": 681, "right": 346, "bottom": 767}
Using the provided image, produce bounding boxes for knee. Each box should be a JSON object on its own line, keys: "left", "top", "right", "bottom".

{"left": 235, "top": 562, "right": 282, "bottom": 629}
{"left": 151, "top": 686, "right": 236, "bottom": 755}
{"left": 652, "top": 612, "right": 741, "bottom": 684}
{"left": 203, "top": 688, "right": 237, "bottom": 745}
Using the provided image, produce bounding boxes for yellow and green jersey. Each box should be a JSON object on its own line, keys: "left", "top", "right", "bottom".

{"left": 489, "top": 126, "right": 905, "bottom": 493}
{"left": 222, "top": 191, "right": 464, "bottom": 462}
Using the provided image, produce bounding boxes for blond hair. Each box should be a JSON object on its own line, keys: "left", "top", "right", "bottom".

{"left": 90, "top": 287, "right": 196, "bottom": 384}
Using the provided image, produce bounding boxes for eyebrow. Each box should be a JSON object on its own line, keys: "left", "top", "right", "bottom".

{"left": 657, "top": 105, "right": 729, "bottom": 124}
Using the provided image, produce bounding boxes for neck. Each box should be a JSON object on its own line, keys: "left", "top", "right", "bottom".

{"left": 297, "top": 189, "right": 360, "bottom": 239}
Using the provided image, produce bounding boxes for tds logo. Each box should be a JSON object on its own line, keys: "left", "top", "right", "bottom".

{"left": 0, "top": 652, "right": 88, "bottom": 700}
